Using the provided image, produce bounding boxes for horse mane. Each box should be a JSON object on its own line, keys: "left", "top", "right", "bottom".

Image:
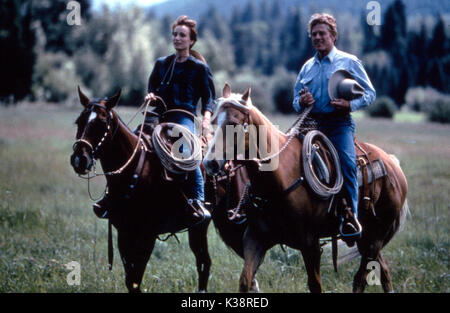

{"left": 215, "top": 93, "right": 285, "bottom": 138}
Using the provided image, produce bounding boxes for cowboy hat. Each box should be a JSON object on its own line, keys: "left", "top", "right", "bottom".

{"left": 328, "top": 69, "right": 365, "bottom": 101}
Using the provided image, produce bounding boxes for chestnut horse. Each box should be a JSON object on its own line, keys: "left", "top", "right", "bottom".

{"left": 70, "top": 87, "right": 254, "bottom": 292}
{"left": 204, "top": 84, "right": 408, "bottom": 293}
{"left": 70, "top": 88, "right": 213, "bottom": 292}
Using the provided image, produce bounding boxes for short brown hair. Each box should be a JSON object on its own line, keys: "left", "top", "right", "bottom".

{"left": 308, "top": 13, "right": 338, "bottom": 43}
{"left": 171, "top": 15, "right": 198, "bottom": 48}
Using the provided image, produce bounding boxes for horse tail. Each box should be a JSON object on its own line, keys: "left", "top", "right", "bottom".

{"left": 388, "top": 154, "right": 410, "bottom": 234}
{"left": 397, "top": 198, "right": 409, "bottom": 233}
{"left": 383, "top": 155, "right": 409, "bottom": 246}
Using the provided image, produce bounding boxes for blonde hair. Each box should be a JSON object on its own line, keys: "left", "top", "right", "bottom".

{"left": 308, "top": 13, "right": 338, "bottom": 43}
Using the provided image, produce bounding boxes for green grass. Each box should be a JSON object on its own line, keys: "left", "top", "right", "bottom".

{"left": 0, "top": 104, "right": 448, "bottom": 293}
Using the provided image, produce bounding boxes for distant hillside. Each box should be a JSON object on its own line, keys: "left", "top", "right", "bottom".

{"left": 148, "top": 0, "right": 449, "bottom": 19}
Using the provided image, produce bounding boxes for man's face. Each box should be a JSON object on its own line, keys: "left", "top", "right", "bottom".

{"left": 311, "top": 23, "right": 335, "bottom": 55}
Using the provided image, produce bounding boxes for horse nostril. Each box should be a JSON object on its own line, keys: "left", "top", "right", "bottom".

{"left": 73, "top": 156, "right": 80, "bottom": 168}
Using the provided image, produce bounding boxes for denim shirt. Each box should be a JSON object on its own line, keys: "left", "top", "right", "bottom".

{"left": 148, "top": 54, "right": 216, "bottom": 115}
{"left": 293, "top": 46, "right": 375, "bottom": 113}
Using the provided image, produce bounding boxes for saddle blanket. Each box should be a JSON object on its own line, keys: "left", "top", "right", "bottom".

{"left": 357, "top": 159, "right": 387, "bottom": 187}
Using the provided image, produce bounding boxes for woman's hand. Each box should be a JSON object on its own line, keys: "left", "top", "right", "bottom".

{"left": 145, "top": 92, "right": 157, "bottom": 102}
{"left": 202, "top": 111, "right": 212, "bottom": 140}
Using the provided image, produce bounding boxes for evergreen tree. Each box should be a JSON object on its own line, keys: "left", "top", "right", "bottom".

{"left": 428, "top": 16, "right": 447, "bottom": 59}
{"left": 380, "top": 0, "right": 407, "bottom": 57}
{"left": 282, "top": 8, "right": 305, "bottom": 72}
{"left": 0, "top": 0, "right": 36, "bottom": 102}
{"left": 33, "top": 0, "right": 91, "bottom": 55}
{"left": 241, "top": 0, "right": 257, "bottom": 23}
{"left": 198, "top": 5, "right": 229, "bottom": 41}
{"left": 361, "top": 11, "right": 378, "bottom": 53}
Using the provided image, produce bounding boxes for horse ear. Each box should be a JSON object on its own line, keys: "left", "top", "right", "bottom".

{"left": 223, "top": 83, "right": 231, "bottom": 98}
{"left": 241, "top": 87, "right": 251, "bottom": 103}
{"left": 105, "top": 89, "right": 121, "bottom": 110}
{"left": 78, "top": 86, "right": 90, "bottom": 107}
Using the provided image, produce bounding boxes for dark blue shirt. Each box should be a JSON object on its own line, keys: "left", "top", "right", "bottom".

{"left": 147, "top": 54, "right": 215, "bottom": 115}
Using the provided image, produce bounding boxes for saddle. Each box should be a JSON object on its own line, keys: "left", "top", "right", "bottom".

{"left": 304, "top": 134, "right": 388, "bottom": 217}
{"left": 228, "top": 131, "right": 388, "bottom": 225}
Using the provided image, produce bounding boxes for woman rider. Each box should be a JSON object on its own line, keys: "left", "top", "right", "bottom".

{"left": 145, "top": 15, "right": 215, "bottom": 224}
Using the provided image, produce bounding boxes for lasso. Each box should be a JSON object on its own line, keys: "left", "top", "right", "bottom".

{"left": 302, "top": 130, "right": 343, "bottom": 199}
{"left": 152, "top": 122, "right": 202, "bottom": 174}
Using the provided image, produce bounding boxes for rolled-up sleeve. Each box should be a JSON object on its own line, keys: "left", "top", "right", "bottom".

{"left": 200, "top": 64, "right": 216, "bottom": 115}
{"left": 348, "top": 59, "right": 376, "bottom": 112}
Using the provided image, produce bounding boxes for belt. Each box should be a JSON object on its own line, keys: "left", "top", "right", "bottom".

{"left": 309, "top": 111, "right": 350, "bottom": 119}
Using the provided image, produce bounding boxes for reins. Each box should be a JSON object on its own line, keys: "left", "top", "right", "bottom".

{"left": 75, "top": 99, "right": 152, "bottom": 201}
{"left": 255, "top": 105, "right": 313, "bottom": 164}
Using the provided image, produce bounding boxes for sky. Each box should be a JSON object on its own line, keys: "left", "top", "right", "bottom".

{"left": 92, "top": 0, "right": 169, "bottom": 10}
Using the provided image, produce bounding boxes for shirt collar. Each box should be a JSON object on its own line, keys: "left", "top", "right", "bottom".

{"left": 314, "top": 46, "right": 337, "bottom": 63}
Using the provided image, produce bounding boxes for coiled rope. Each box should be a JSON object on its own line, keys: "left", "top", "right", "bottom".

{"left": 152, "top": 122, "right": 202, "bottom": 174}
{"left": 302, "top": 130, "right": 343, "bottom": 199}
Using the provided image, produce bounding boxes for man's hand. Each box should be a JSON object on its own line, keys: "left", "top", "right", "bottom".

{"left": 299, "top": 86, "right": 315, "bottom": 107}
{"left": 330, "top": 99, "right": 351, "bottom": 111}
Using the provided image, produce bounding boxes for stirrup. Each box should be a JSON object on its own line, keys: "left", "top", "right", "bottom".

{"left": 189, "top": 199, "right": 211, "bottom": 225}
{"left": 339, "top": 216, "right": 362, "bottom": 237}
{"left": 93, "top": 203, "right": 109, "bottom": 219}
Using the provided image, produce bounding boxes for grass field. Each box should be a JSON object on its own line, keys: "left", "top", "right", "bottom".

{"left": 0, "top": 103, "right": 448, "bottom": 293}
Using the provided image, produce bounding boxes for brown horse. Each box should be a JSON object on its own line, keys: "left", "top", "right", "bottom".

{"left": 70, "top": 88, "right": 212, "bottom": 292}
{"left": 204, "top": 84, "right": 408, "bottom": 293}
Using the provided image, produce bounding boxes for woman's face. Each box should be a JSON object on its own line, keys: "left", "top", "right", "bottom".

{"left": 172, "top": 25, "right": 193, "bottom": 51}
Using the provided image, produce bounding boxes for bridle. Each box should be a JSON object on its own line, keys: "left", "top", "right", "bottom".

{"left": 73, "top": 100, "right": 151, "bottom": 178}
{"left": 212, "top": 97, "right": 313, "bottom": 168}
{"left": 72, "top": 103, "right": 116, "bottom": 160}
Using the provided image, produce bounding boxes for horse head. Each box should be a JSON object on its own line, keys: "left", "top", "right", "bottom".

{"left": 70, "top": 86, "right": 121, "bottom": 175}
{"left": 203, "top": 83, "right": 253, "bottom": 176}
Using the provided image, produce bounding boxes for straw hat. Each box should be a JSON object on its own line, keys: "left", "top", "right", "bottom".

{"left": 328, "top": 69, "right": 365, "bottom": 101}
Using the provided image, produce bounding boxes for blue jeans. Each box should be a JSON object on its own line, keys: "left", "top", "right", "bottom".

{"left": 316, "top": 115, "right": 358, "bottom": 218}
{"left": 166, "top": 112, "right": 204, "bottom": 202}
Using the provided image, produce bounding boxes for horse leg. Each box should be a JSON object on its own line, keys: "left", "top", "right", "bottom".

{"left": 353, "top": 240, "right": 382, "bottom": 293}
{"left": 250, "top": 278, "right": 260, "bottom": 292}
{"left": 300, "top": 242, "right": 322, "bottom": 293}
{"left": 378, "top": 253, "right": 393, "bottom": 292}
{"left": 239, "top": 227, "right": 268, "bottom": 293}
{"left": 117, "top": 230, "right": 156, "bottom": 293}
{"left": 188, "top": 220, "right": 212, "bottom": 292}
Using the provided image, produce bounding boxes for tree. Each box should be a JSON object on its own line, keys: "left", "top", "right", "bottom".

{"left": 198, "top": 5, "right": 230, "bottom": 41}
{"left": 428, "top": 15, "right": 448, "bottom": 59}
{"left": 32, "top": 0, "right": 91, "bottom": 55}
{"left": 0, "top": 0, "right": 36, "bottom": 102}
{"left": 281, "top": 8, "right": 306, "bottom": 72}
{"left": 361, "top": 10, "right": 378, "bottom": 53}
{"left": 240, "top": 0, "right": 257, "bottom": 23}
{"left": 380, "top": 0, "right": 407, "bottom": 57}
